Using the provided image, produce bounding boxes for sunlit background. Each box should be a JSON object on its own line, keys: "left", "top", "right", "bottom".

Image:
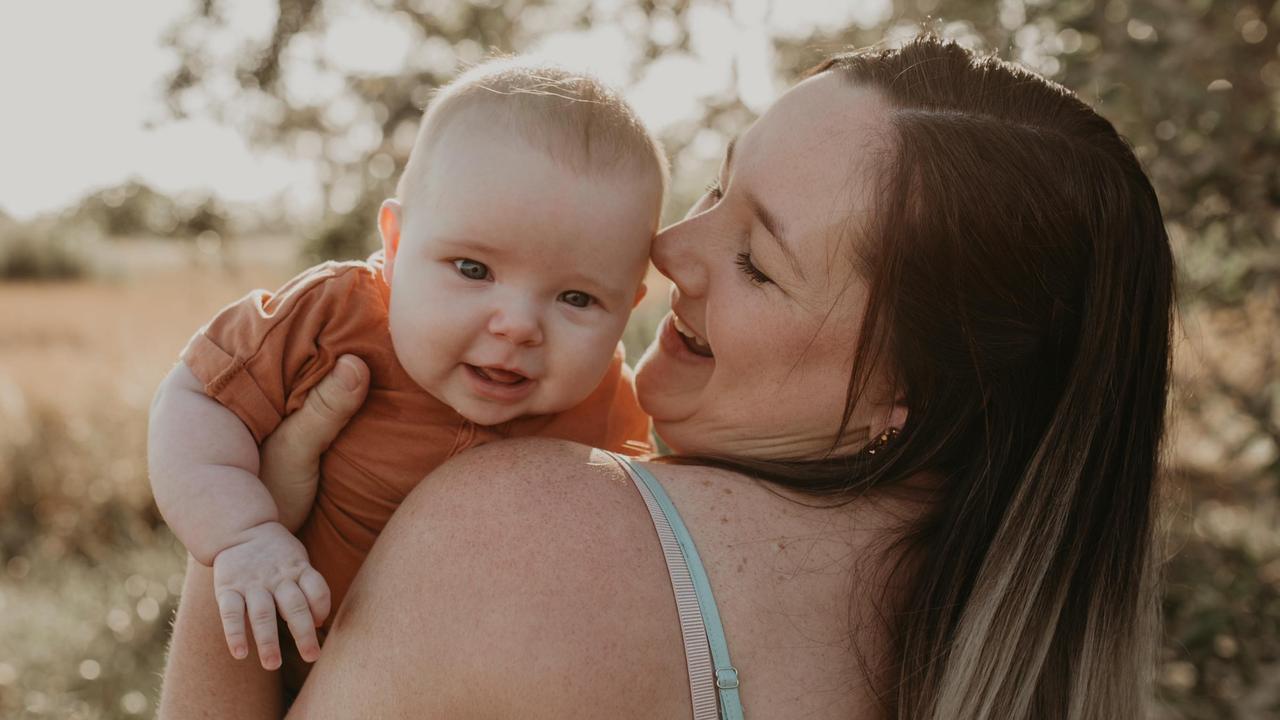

{"left": 1, "top": 1, "right": 1277, "bottom": 718}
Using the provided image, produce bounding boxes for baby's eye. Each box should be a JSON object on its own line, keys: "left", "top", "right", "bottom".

{"left": 559, "top": 290, "right": 595, "bottom": 308}
{"left": 453, "top": 258, "right": 490, "bottom": 281}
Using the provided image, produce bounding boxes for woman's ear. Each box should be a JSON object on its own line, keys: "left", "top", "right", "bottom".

{"left": 886, "top": 399, "right": 909, "bottom": 432}
{"left": 378, "top": 199, "right": 403, "bottom": 285}
{"left": 632, "top": 281, "right": 648, "bottom": 309}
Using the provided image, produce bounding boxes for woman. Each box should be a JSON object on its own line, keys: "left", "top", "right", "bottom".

{"left": 159, "top": 35, "right": 1173, "bottom": 719}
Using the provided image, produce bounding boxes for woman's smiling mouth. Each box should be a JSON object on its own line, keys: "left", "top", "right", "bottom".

{"left": 672, "top": 314, "right": 714, "bottom": 357}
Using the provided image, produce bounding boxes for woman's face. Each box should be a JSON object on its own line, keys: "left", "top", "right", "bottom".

{"left": 635, "top": 73, "right": 902, "bottom": 459}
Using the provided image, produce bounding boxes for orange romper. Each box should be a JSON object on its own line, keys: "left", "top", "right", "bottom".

{"left": 181, "top": 253, "right": 653, "bottom": 630}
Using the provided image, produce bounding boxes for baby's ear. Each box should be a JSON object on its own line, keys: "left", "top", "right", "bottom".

{"left": 631, "top": 281, "right": 648, "bottom": 309}
{"left": 378, "top": 199, "right": 403, "bottom": 285}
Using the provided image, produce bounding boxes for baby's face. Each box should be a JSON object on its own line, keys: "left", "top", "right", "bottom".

{"left": 381, "top": 127, "right": 660, "bottom": 426}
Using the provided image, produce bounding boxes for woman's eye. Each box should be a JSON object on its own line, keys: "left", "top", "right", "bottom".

{"left": 559, "top": 290, "right": 595, "bottom": 308}
{"left": 735, "top": 251, "right": 772, "bottom": 285}
{"left": 453, "top": 258, "right": 490, "bottom": 281}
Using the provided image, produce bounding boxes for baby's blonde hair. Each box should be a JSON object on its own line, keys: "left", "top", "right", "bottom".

{"left": 397, "top": 57, "right": 668, "bottom": 208}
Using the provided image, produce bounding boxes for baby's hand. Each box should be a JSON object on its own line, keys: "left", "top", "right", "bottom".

{"left": 212, "top": 521, "right": 330, "bottom": 670}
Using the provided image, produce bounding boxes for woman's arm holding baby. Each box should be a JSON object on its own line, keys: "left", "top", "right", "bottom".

{"left": 159, "top": 559, "right": 287, "bottom": 720}
{"left": 148, "top": 363, "right": 330, "bottom": 667}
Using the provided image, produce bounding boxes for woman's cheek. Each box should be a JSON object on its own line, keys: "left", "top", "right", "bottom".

{"left": 711, "top": 293, "right": 771, "bottom": 364}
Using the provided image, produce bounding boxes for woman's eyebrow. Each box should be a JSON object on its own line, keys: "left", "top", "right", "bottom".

{"left": 726, "top": 135, "right": 803, "bottom": 279}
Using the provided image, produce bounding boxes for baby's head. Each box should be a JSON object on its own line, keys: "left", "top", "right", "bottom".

{"left": 378, "top": 58, "right": 667, "bottom": 426}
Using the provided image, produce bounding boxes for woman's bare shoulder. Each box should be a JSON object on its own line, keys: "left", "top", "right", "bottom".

{"left": 291, "top": 438, "right": 691, "bottom": 719}
{"left": 423, "top": 437, "right": 641, "bottom": 503}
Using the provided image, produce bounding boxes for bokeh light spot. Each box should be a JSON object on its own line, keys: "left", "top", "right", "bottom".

{"left": 120, "top": 691, "right": 148, "bottom": 715}
{"left": 136, "top": 597, "right": 160, "bottom": 623}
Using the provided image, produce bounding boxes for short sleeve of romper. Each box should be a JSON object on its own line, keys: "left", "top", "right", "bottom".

{"left": 180, "top": 259, "right": 393, "bottom": 445}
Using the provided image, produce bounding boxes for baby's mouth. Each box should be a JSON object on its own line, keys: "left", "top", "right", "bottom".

{"left": 468, "top": 365, "right": 529, "bottom": 385}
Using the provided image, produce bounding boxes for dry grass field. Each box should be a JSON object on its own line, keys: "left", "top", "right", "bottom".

{"left": 0, "top": 239, "right": 298, "bottom": 719}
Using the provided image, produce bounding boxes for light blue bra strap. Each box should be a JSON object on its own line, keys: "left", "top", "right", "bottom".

{"left": 611, "top": 453, "right": 745, "bottom": 720}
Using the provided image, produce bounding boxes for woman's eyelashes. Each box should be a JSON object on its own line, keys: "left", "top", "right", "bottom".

{"left": 453, "top": 258, "right": 490, "bottom": 280}
{"left": 735, "top": 251, "right": 773, "bottom": 285}
{"left": 704, "top": 176, "right": 772, "bottom": 286}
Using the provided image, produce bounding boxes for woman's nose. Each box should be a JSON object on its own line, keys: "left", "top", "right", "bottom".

{"left": 487, "top": 300, "right": 544, "bottom": 346}
{"left": 650, "top": 216, "right": 710, "bottom": 299}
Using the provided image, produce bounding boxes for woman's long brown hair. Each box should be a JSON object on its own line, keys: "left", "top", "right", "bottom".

{"left": 667, "top": 35, "right": 1174, "bottom": 719}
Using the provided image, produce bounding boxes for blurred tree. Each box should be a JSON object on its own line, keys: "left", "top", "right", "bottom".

{"left": 72, "top": 181, "right": 181, "bottom": 237}
{"left": 161, "top": 1, "right": 1278, "bottom": 717}
{"left": 0, "top": 220, "right": 94, "bottom": 281}
{"left": 69, "top": 181, "right": 234, "bottom": 241}
{"left": 175, "top": 195, "right": 232, "bottom": 239}
{"left": 161, "top": 0, "right": 728, "bottom": 259}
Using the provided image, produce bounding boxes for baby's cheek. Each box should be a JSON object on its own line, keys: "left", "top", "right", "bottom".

{"left": 389, "top": 309, "right": 461, "bottom": 383}
{"left": 548, "top": 326, "right": 622, "bottom": 400}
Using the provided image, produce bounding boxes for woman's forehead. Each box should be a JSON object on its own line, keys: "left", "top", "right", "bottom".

{"left": 741, "top": 74, "right": 889, "bottom": 170}
{"left": 734, "top": 75, "right": 890, "bottom": 267}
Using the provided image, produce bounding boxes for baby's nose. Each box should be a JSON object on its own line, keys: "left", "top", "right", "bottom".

{"left": 487, "top": 302, "right": 543, "bottom": 346}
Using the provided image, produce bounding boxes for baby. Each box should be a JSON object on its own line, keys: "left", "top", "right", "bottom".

{"left": 148, "top": 59, "right": 665, "bottom": 678}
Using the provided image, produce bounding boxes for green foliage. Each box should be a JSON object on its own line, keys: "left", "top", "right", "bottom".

{"left": 0, "top": 542, "right": 183, "bottom": 720}
{"left": 70, "top": 181, "right": 232, "bottom": 241}
{"left": 0, "top": 402, "right": 180, "bottom": 719}
{"left": 0, "top": 221, "right": 95, "bottom": 281}
{"left": 1161, "top": 517, "right": 1280, "bottom": 717}
{"left": 177, "top": 197, "right": 232, "bottom": 239}
{"left": 72, "top": 182, "right": 180, "bottom": 238}
{"left": 300, "top": 195, "right": 382, "bottom": 264}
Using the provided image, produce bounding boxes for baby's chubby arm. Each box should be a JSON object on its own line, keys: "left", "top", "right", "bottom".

{"left": 148, "top": 362, "right": 329, "bottom": 669}
{"left": 148, "top": 363, "right": 276, "bottom": 563}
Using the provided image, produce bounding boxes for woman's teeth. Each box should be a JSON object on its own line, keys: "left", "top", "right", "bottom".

{"left": 673, "top": 315, "right": 714, "bottom": 356}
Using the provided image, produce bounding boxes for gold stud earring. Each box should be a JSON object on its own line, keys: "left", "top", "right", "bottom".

{"left": 864, "top": 427, "right": 900, "bottom": 456}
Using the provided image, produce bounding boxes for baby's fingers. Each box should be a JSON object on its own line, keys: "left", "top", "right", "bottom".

{"left": 298, "top": 567, "right": 331, "bottom": 627}
{"left": 246, "top": 587, "right": 282, "bottom": 671}
{"left": 275, "top": 582, "right": 321, "bottom": 663}
{"left": 216, "top": 589, "right": 249, "bottom": 660}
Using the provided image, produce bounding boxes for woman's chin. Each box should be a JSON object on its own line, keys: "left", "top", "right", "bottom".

{"left": 650, "top": 421, "right": 690, "bottom": 455}
{"left": 635, "top": 341, "right": 712, "bottom": 425}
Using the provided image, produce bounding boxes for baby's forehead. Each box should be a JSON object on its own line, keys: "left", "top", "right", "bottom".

{"left": 396, "top": 59, "right": 669, "bottom": 213}
{"left": 405, "top": 115, "right": 665, "bottom": 211}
